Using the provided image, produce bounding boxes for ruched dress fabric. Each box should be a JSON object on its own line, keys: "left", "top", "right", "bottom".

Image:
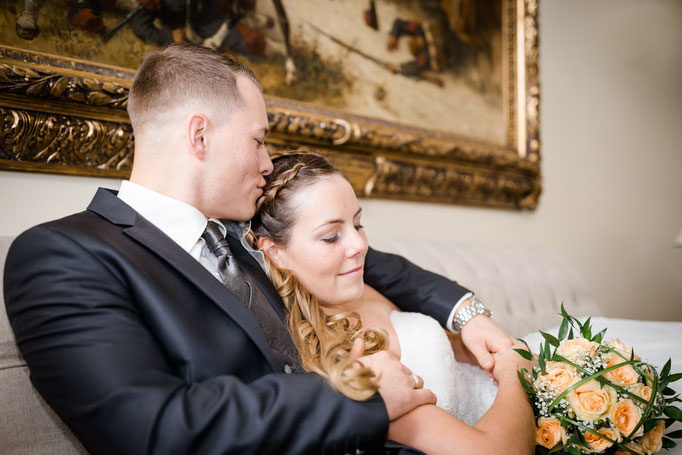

{"left": 390, "top": 311, "right": 498, "bottom": 425}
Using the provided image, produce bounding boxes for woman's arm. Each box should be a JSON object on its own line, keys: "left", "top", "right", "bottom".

{"left": 388, "top": 348, "right": 535, "bottom": 455}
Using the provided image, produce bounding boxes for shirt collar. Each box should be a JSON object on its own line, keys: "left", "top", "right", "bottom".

{"left": 117, "top": 180, "right": 206, "bottom": 253}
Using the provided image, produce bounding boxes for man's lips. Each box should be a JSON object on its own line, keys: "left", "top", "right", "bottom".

{"left": 338, "top": 266, "right": 363, "bottom": 276}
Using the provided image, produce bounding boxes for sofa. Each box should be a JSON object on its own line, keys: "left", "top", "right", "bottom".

{"left": 0, "top": 234, "right": 603, "bottom": 454}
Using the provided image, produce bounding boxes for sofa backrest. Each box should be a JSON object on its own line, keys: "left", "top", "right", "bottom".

{"left": 0, "top": 235, "right": 87, "bottom": 455}
{"left": 369, "top": 238, "right": 602, "bottom": 337}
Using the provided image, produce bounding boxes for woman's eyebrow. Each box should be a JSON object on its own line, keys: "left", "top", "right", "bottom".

{"left": 313, "top": 208, "right": 362, "bottom": 231}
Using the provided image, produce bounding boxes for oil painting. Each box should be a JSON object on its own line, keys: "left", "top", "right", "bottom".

{"left": 0, "top": 0, "right": 540, "bottom": 209}
{"left": 2, "top": 0, "right": 503, "bottom": 142}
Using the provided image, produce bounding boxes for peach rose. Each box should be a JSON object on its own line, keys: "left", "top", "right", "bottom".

{"left": 608, "top": 339, "right": 639, "bottom": 361}
{"left": 610, "top": 399, "right": 643, "bottom": 438}
{"left": 537, "top": 361, "right": 580, "bottom": 395}
{"left": 631, "top": 384, "right": 653, "bottom": 405}
{"left": 535, "top": 417, "right": 567, "bottom": 449}
{"left": 639, "top": 421, "right": 664, "bottom": 454}
{"left": 603, "top": 353, "right": 639, "bottom": 386}
{"left": 614, "top": 442, "right": 645, "bottom": 455}
{"left": 581, "top": 427, "right": 620, "bottom": 453}
{"left": 567, "top": 380, "right": 618, "bottom": 421}
{"left": 557, "top": 337, "right": 597, "bottom": 360}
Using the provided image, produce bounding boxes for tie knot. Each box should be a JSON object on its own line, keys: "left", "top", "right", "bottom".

{"left": 202, "top": 221, "right": 231, "bottom": 258}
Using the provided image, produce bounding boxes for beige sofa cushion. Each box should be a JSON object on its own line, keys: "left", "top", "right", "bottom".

{"left": 0, "top": 236, "right": 87, "bottom": 454}
{"left": 369, "top": 238, "right": 602, "bottom": 337}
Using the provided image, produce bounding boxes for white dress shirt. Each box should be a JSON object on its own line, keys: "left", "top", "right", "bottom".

{"left": 117, "top": 181, "right": 227, "bottom": 281}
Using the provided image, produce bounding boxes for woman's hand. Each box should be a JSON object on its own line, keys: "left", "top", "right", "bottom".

{"left": 491, "top": 344, "right": 534, "bottom": 384}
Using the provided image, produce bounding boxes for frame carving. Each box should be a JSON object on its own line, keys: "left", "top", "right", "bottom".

{"left": 0, "top": 0, "right": 540, "bottom": 209}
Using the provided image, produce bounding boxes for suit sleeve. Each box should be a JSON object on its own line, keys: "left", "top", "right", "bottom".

{"left": 363, "top": 246, "right": 472, "bottom": 328}
{"left": 4, "top": 226, "right": 388, "bottom": 455}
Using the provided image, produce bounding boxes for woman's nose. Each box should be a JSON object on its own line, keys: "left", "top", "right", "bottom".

{"left": 346, "top": 228, "right": 367, "bottom": 257}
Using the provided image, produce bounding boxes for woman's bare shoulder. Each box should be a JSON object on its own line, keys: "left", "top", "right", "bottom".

{"left": 362, "top": 284, "right": 400, "bottom": 312}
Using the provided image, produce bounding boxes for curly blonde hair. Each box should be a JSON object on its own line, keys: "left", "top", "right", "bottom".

{"left": 247, "top": 151, "right": 388, "bottom": 401}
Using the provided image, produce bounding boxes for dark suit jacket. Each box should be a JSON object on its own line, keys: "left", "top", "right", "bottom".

{"left": 4, "top": 188, "right": 471, "bottom": 455}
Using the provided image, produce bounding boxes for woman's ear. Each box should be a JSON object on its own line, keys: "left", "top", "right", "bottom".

{"left": 258, "top": 237, "right": 289, "bottom": 270}
{"left": 187, "top": 113, "right": 208, "bottom": 160}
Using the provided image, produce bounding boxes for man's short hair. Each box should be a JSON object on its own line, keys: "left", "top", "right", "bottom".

{"left": 127, "top": 42, "right": 261, "bottom": 132}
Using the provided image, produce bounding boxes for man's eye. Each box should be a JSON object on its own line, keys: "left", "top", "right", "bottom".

{"left": 255, "top": 138, "right": 264, "bottom": 146}
{"left": 354, "top": 224, "right": 364, "bottom": 230}
{"left": 322, "top": 235, "right": 339, "bottom": 244}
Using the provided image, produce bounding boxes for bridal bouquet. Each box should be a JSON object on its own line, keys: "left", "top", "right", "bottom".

{"left": 515, "top": 305, "right": 682, "bottom": 455}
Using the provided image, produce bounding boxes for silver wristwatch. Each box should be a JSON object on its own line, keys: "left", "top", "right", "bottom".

{"left": 452, "top": 296, "right": 493, "bottom": 332}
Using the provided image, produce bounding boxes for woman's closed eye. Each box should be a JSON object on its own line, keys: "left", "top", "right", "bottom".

{"left": 321, "top": 224, "right": 363, "bottom": 244}
{"left": 322, "top": 233, "right": 339, "bottom": 244}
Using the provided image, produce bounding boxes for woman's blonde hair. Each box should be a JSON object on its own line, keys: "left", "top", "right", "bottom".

{"left": 247, "top": 151, "right": 387, "bottom": 401}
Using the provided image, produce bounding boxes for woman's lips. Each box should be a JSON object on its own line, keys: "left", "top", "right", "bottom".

{"left": 339, "top": 266, "right": 363, "bottom": 277}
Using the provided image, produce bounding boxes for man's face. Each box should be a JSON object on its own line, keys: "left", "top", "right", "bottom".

{"left": 204, "top": 75, "right": 273, "bottom": 221}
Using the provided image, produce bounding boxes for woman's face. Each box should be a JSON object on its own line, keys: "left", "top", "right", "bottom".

{"left": 271, "top": 174, "right": 368, "bottom": 307}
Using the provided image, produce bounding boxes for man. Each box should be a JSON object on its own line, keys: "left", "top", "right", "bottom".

{"left": 4, "top": 43, "right": 512, "bottom": 454}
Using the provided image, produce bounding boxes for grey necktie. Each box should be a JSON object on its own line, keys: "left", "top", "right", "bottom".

{"left": 202, "top": 221, "right": 252, "bottom": 306}
{"left": 202, "top": 220, "right": 302, "bottom": 373}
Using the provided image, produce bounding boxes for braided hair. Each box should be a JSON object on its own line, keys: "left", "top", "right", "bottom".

{"left": 247, "top": 151, "right": 388, "bottom": 401}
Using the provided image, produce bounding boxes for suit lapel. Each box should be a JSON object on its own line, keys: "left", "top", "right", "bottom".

{"left": 225, "top": 234, "right": 288, "bottom": 322}
{"left": 87, "top": 188, "right": 279, "bottom": 371}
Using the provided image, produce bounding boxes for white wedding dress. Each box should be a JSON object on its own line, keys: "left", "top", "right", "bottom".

{"left": 390, "top": 311, "right": 498, "bottom": 425}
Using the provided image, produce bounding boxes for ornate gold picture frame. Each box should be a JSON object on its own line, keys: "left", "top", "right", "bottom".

{"left": 0, "top": 0, "right": 540, "bottom": 209}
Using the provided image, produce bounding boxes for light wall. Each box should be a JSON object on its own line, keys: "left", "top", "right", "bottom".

{"left": 1, "top": 0, "right": 681, "bottom": 321}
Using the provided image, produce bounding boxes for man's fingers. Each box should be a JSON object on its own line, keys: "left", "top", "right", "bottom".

{"left": 470, "top": 344, "right": 495, "bottom": 370}
{"left": 414, "top": 388, "right": 437, "bottom": 406}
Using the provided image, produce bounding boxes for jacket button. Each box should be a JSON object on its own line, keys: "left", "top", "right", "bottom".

{"left": 284, "top": 364, "right": 292, "bottom": 374}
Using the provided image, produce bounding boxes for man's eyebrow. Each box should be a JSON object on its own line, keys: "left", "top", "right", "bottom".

{"left": 313, "top": 208, "right": 362, "bottom": 231}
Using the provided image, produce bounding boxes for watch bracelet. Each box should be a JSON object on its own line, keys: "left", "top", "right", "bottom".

{"left": 452, "top": 296, "right": 493, "bottom": 332}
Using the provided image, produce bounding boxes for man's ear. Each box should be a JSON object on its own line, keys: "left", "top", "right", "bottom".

{"left": 258, "top": 237, "right": 289, "bottom": 270}
{"left": 187, "top": 113, "right": 209, "bottom": 160}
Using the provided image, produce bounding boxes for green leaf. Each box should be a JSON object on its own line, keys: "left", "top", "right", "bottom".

{"left": 666, "top": 418, "right": 677, "bottom": 428}
{"left": 644, "top": 417, "right": 665, "bottom": 432}
{"left": 667, "top": 429, "right": 682, "bottom": 438}
{"left": 515, "top": 338, "right": 533, "bottom": 354}
{"left": 544, "top": 340, "right": 552, "bottom": 360}
{"left": 514, "top": 348, "right": 534, "bottom": 361}
{"left": 661, "top": 359, "right": 672, "bottom": 379}
{"left": 566, "top": 446, "right": 581, "bottom": 455}
{"left": 568, "top": 327, "right": 575, "bottom": 339}
{"left": 663, "top": 405, "right": 682, "bottom": 420}
{"left": 592, "top": 328, "right": 607, "bottom": 344}
{"left": 665, "top": 372, "right": 682, "bottom": 383}
{"left": 662, "top": 387, "right": 677, "bottom": 396}
{"left": 538, "top": 351, "right": 546, "bottom": 374}
{"left": 558, "top": 318, "right": 569, "bottom": 341}
{"left": 581, "top": 317, "right": 592, "bottom": 339}
{"left": 663, "top": 437, "right": 677, "bottom": 449}
{"left": 517, "top": 368, "right": 533, "bottom": 393}
{"left": 574, "top": 430, "right": 588, "bottom": 447}
{"left": 540, "top": 330, "right": 560, "bottom": 348}
{"left": 560, "top": 302, "right": 568, "bottom": 317}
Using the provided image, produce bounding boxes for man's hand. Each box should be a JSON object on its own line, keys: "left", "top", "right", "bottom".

{"left": 445, "top": 331, "right": 479, "bottom": 365}
{"left": 460, "top": 314, "right": 514, "bottom": 374}
{"left": 351, "top": 339, "right": 436, "bottom": 421}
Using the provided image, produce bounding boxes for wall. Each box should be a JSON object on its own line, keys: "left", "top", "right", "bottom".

{"left": 1, "top": 0, "right": 681, "bottom": 321}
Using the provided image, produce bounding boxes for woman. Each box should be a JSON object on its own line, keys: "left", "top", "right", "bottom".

{"left": 247, "top": 152, "right": 535, "bottom": 455}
